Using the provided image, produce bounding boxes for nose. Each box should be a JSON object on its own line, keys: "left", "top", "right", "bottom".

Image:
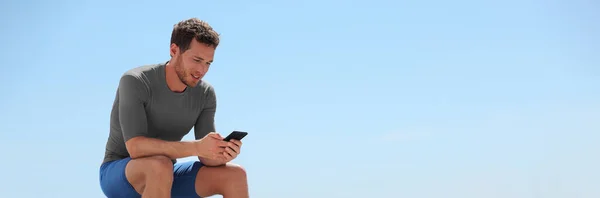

{"left": 193, "top": 65, "right": 208, "bottom": 76}
{"left": 193, "top": 71, "right": 204, "bottom": 77}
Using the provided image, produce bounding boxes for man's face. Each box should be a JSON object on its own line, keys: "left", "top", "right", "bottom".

{"left": 170, "top": 39, "right": 215, "bottom": 87}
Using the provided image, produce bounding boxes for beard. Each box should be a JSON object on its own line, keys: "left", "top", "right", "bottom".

{"left": 174, "top": 61, "right": 198, "bottom": 88}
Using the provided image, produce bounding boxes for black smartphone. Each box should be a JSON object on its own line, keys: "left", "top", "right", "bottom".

{"left": 223, "top": 131, "right": 248, "bottom": 142}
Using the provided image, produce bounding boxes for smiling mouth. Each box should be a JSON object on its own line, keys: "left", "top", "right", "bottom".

{"left": 191, "top": 74, "right": 201, "bottom": 80}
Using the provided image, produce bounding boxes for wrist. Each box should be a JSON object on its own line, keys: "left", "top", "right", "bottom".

{"left": 177, "top": 141, "right": 200, "bottom": 158}
{"left": 188, "top": 141, "right": 206, "bottom": 158}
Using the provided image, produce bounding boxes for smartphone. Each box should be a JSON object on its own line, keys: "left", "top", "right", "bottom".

{"left": 223, "top": 131, "right": 248, "bottom": 142}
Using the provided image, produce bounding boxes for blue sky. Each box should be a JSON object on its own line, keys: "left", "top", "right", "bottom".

{"left": 1, "top": 0, "right": 598, "bottom": 197}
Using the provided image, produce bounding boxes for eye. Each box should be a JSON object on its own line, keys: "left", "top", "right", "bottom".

{"left": 194, "top": 59, "right": 202, "bottom": 63}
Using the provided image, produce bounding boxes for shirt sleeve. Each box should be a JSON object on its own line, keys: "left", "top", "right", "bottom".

{"left": 194, "top": 85, "right": 217, "bottom": 140}
{"left": 118, "top": 74, "right": 151, "bottom": 142}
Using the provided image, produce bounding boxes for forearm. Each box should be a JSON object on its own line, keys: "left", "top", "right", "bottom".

{"left": 198, "top": 156, "right": 226, "bottom": 166}
{"left": 126, "top": 136, "right": 197, "bottom": 159}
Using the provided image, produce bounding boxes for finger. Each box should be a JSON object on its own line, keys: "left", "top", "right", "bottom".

{"left": 223, "top": 151, "right": 234, "bottom": 161}
{"left": 225, "top": 146, "right": 238, "bottom": 156}
{"left": 227, "top": 142, "right": 240, "bottom": 153}
{"left": 218, "top": 155, "right": 228, "bottom": 162}
{"left": 230, "top": 139, "right": 242, "bottom": 147}
{"left": 225, "top": 147, "right": 238, "bottom": 159}
{"left": 217, "top": 140, "right": 229, "bottom": 147}
{"left": 213, "top": 152, "right": 226, "bottom": 161}
{"left": 211, "top": 146, "right": 226, "bottom": 154}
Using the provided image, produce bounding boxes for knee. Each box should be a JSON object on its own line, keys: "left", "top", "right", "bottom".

{"left": 125, "top": 155, "right": 174, "bottom": 193}
{"left": 144, "top": 155, "right": 174, "bottom": 178}
{"left": 225, "top": 163, "right": 247, "bottom": 180}
{"left": 196, "top": 163, "right": 248, "bottom": 196}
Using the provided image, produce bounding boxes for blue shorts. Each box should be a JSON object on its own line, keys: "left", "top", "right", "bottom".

{"left": 99, "top": 157, "right": 204, "bottom": 198}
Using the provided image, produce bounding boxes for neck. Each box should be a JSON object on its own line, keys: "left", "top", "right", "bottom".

{"left": 165, "top": 62, "right": 187, "bottom": 93}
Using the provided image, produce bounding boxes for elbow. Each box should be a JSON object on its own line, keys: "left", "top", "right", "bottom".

{"left": 125, "top": 137, "right": 145, "bottom": 159}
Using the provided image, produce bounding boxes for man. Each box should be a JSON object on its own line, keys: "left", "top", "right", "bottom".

{"left": 99, "top": 18, "right": 249, "bottom": 198}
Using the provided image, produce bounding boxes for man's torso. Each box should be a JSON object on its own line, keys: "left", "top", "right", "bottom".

{"left": 102, "top": 62, "right": 213, "bottom": 163}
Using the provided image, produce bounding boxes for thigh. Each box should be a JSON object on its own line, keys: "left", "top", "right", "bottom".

{"left": 172, "top": 160, "right": 204, "bottom": 198}
{"left": 99, "top": 158, "right": 141, "bottom": 198}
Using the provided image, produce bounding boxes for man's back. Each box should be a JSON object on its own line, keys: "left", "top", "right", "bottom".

{"left": 102, "top": 62, "right": 216, "bottom": 164}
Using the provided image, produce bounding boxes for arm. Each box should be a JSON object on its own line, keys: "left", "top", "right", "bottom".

{"left": 194, "top": 85, "right": 224, "bottom": 166}
{"left": 119, "top": 74, "right": 198, "bottom": 159}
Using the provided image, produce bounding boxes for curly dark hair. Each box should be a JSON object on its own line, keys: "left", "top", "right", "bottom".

{"left": 170, "top": 18, "right": 220, "bottom": 52}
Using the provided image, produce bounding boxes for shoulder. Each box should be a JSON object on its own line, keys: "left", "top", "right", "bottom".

{"left": 120, "top": 63, "right": 163, "bottom": 84}
{"left": 196, "top": 80, "right": 216, "bottom": 96}
{"left": 121, "top": 63, "right": 162, "bottom": 80}
{"left": 193, "top": 81, "right": 217, "bottom": 107}
{"left": 118, "top": 63, "right": 163, "bottom": 93}
{"left": 191, "top": 80, "right": 216, "bottom": 102}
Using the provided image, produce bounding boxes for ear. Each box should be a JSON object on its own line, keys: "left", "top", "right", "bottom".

{"left": 169, "top": 43, "right": 179, "bottom": 58}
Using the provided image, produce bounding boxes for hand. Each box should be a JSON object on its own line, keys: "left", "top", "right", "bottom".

{"left": 194, "top": 132, "right": 229, "bottom": 161}
{"left": 223, "top": 139, "right": 243, "bottom": 162}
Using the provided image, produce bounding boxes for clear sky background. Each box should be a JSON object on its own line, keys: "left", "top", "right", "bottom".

{"left": 0, "top": 0, "right": 598, "bottom": 197}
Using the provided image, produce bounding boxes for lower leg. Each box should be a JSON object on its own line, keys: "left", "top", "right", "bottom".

{"left": 142, "top": 174, "right": 173, "bottom": 198}
{"left": 126, "top": 155, "right": 174, "bottom": 198}
{"left": 195, "top": 163, "right": 249, "bottom": 198}
{"left": 221, "top": 173, "right": 249, "bottom": 198}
